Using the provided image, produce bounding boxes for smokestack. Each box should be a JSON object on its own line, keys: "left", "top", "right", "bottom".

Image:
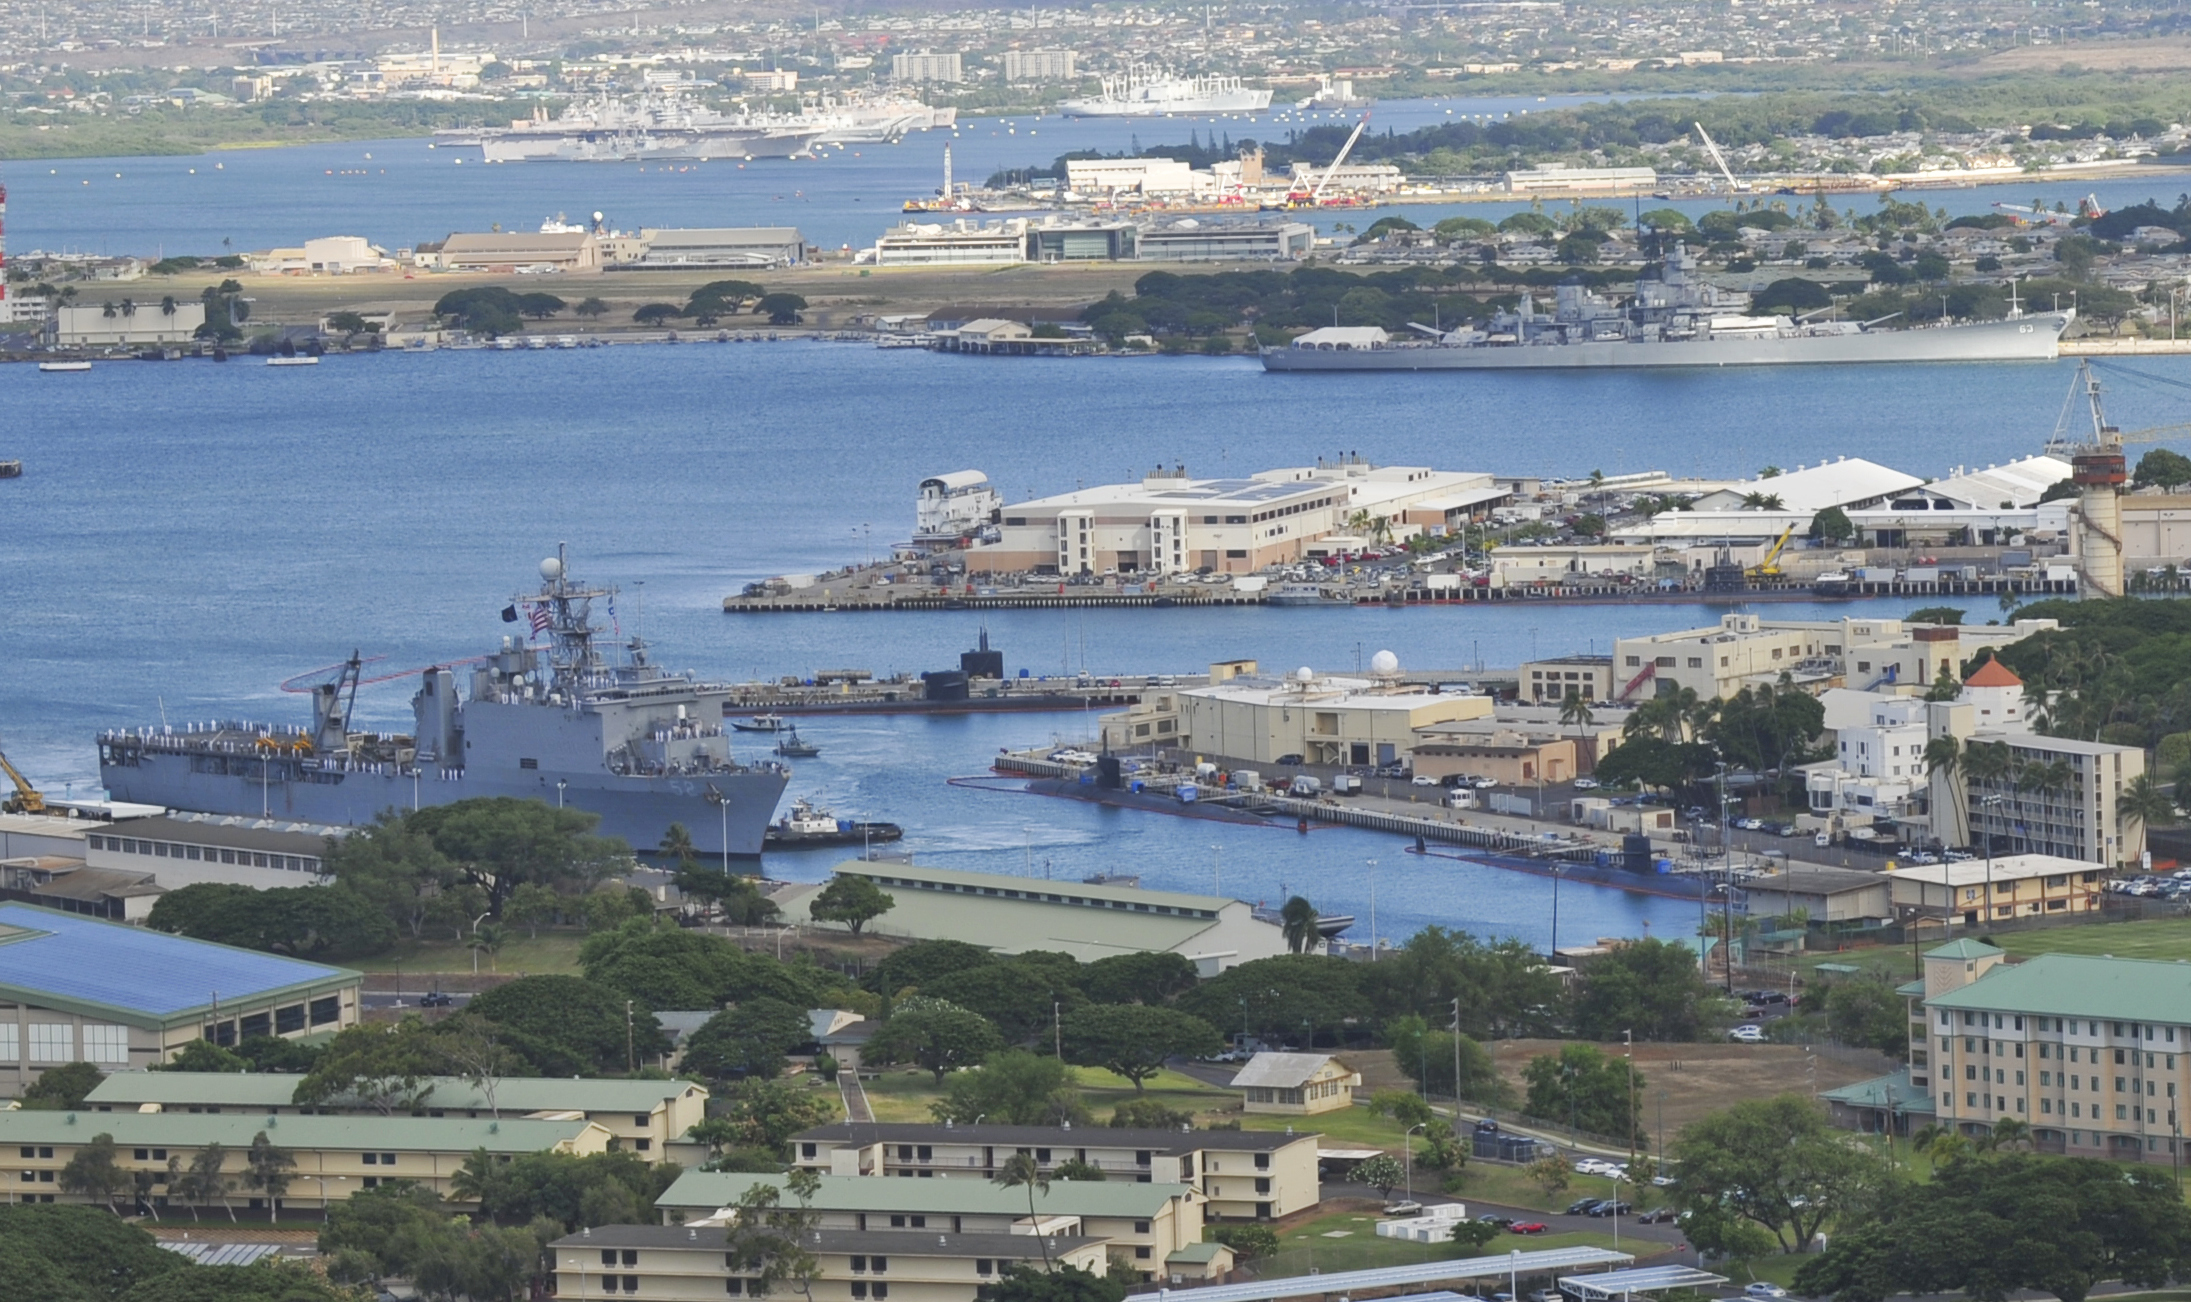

{"left": 432, "top": 25, "right": 441, "bottom": 76}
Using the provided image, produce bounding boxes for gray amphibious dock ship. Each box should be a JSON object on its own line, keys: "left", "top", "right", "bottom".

{"left": 1263, "top": 244, "right": 2073, "bottom": 371}
{"left": 98, "top": 550, "right": 791, "bottom": 856}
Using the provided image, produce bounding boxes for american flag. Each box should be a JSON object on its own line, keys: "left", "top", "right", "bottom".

{"left": 528, "top": 603, "right": 552, "bottom": 634}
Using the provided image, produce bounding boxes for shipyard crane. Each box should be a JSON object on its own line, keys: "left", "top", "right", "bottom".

{"left": 1748, "top": 525, "right": 1797, "bottom": 579}
{"left": 1693, "top": 122, "right": 1747, "bottom": 193}
{"left": 1303, "top": 110, "right": 1372, "bottom": 205}
{"left": 0, "top": 735, "right": 46, "bottom": 815}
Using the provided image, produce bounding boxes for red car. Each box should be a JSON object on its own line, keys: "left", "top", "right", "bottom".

{"left": 1509, "top": 1223, "right": 1548, "bottom": 1235}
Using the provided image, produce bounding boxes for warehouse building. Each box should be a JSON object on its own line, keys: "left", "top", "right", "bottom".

{"left": 0, "top": 903, "right": 362, "bottom": 1096}
{"left": 624, "top": 226, "right": 805, "bottom": 269}
{"left": 1136, "top": 219, "right": 1313, "bottom": 262}
{"left": 1177, "top": 664, "right": 1493, "bottom": 768}
{"left": 434, "top": 230, "right": 600, "bottom": 272}
{"left": 967, "top": 460, "right": 1496, "bottom": 575}
{"left": 789, "top": 1121, "right": 1321, "bottom": 1221}
{"left": 781, "top": 863, "right": 1286, "bottom": 971}
{"left": 82, "top": 813, "right": 344, "bottom": 891}
{"left": 48, "top": 302, "right": 207, "bottom": 348}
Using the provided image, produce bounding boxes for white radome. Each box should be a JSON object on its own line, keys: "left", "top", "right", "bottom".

{"left": 541, "top": 557, "right": 564, "bottom": 580}
{"left": 1295, "top": 666, "right": 1315, "bottom": 683}
{"left": 1371, "top": 650, "right": 1400, "bottom": 675}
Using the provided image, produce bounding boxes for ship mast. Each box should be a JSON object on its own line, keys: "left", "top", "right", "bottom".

{"left": 522, "top": 543, "right": 620, "bottom": 699}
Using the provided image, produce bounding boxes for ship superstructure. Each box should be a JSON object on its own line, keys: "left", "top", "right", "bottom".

{"left": 98, "top": 550, "right": 789, "bottom": 856}
{"left": 1059, "top": 66, "right": 1272, "bottom": 117}
{"left": 1264, "top": 244, "right": 2073, "bottom": 371}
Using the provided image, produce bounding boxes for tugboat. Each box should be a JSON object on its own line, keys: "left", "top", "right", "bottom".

{"left": 732, "top": 714, "right": 788, "bottom": 733}
{"left": 762, "top": 797, "right": 903, "bottom": 848}
{"left": 774, "top": 726, "right": 821, "bottom": 758}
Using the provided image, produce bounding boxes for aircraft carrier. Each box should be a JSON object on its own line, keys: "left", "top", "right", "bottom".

{"left": 1263, "top": 245, "right": 2074, "bottom": 371}
{"left": 436, "top": 97, "right": 823, "bottom": 162}
{"left": 1059, "top": 67, "right": 1272, "bottom": 117}
{"left": 97, "top": 551, "right": 791, "bottom": 857}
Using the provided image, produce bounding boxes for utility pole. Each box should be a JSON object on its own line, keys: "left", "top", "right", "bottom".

{"left": 626, "top": 999, "right": 636, "bottom": 1073}
{"left": 1451, "top": 997, "right": 1463, "bottom": 1127}
{"left": 1624, "top": 1029, "right": 1636, "bottom": 1168}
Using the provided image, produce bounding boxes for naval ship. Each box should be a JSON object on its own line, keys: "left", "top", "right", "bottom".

{"left": 97, "top": 551, "right": 791, "bottom": 857}
{"left": 1059, "top": 67, "right": 1272, "bottom": 117}
{"left": 1262, "top": 244, "right": 2073, "bottom": 371}
{"left": 436, "top": 97, "right": 824, "bottom": 162}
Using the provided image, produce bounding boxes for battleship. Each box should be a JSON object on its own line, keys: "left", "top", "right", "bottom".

{"left": 97, "top": 551, "right": 791, "bottom": 857}
{"left": 1262, "top": 244, "right": 2074, "bottom": 371}
{"left": 1059, "top": 67, "right": 1272, "bottom": 117}
{"left": 435, "top": 97, "right": 824, "bottom": 162}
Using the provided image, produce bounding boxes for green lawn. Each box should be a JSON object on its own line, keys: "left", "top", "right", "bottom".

{"left": 344, "top": 929, "right": 588, "bottom": 976}
{"left": 860, "top": 1064, "right": 1237, "bottom": 1126}
{"left": 1987, "top": 916, "right": 2191, "bottom": 961}
{"left": 1259, "top": 1209, "right": 1622, "bottom": 1278}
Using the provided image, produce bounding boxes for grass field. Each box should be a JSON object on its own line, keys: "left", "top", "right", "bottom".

{"left": 862, "top": 1065, "right": 1248, "bottom": 1126}
{"left": 344, "top": 929, "right": 587, "bottom": 977}
{"left": 1987, "top": 916, "right": 2191, "bottom": 961}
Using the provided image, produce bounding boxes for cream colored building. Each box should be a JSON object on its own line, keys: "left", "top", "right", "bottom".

{"left": 48, "top": 301, "right": 206, "bottom": 347}
{"left": 437, "top": 231, "right": 601, "bottom": 272}
{"left": 1411, "top": 730, "right": 1578, "bottom": 785}
{"left": 653, "top": 1171, "right": 1208, "bottom": 1281}
{"left": 2121, "top": 494, "right": 2191, "bottom": 569}
{"left": 0, "top": 1111, "right": 608, "bottom": 1209}
{"left": 1521, "top": 656, "right": 1617, "bottom": 704}
{"left": 789, "top": 1122, "right": 1321, "bottom": 1222}
{"left": 1176, "top": 667, "right": 1493, "bottom": 768}
{"left": 1611, "top": 614, "right": 2053, "bottom": 703}
{"left": 1889, "top": 854, "right": 2109, "bottom": 929}
{"left": 1230, "top": 1052, "right": 1360, "bottom": 1116}
{"left": 551, "top": 1224, "right": 1126, "bottom": 1302}
{"left": 85, "top": 1073, "right": 709, "bottom": 1163}
{"left": 967, "top": 462, "right": 1501, "bottom": 577}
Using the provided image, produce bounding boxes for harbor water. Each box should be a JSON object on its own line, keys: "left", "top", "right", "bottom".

{"left": 7, "top": 342, "right": 2187, "bottom": 950}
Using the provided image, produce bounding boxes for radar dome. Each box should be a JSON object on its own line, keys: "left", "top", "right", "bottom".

{"left": 540, "top": 557, "right": 564, "bottom": 580}
{"left": 1295, "top": 666, "right": 1316, "bottom": 683}
{"left": 1371, "top": 649, "right": 1400, "bottom": 675}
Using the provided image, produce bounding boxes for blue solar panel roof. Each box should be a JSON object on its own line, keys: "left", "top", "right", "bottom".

{"left": 0, "top": 904, "right": 351, "bottom": 1023}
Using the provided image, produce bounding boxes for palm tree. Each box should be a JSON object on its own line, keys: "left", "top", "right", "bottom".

{"left": 1280, "top": 896, "right": 1322, "bottom": 954}
{"left": 1741, "top": 492, "right": 1785, "bottom": 510}
{"left": 659, "top": 822, "right": 698, "bottom": 868}
{"left": 118, "top": 297, "right": 136, "bottom": 317}
{"left": 2121, "top": 772, "right": 2175, "bottom": 861}
{"left": 1559, "top": 689, "right": 1595, "bottom": 733}
{"left": 1923, "top": 735, "right": 1967, "bottom": 848}
{"left": 2017, "top": 760, "right": 2073, "bottom": 855}
{"left": 1962, "top": 741, "right": 2014, "bottom": 852}
{"left": 1981, "top": 1117, "right": 2031, "bottom": 1152}
{"left": 994, "top": 1152, "right": 1053, "bottom": 1269}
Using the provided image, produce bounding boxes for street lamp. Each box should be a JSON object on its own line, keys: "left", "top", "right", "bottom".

{"left": 1404, "top": 1122, "right": 1426, "bottom": 1201}
{"left": 1367, "top": 858, "right": 1379, "bottom": 960}
{"left": 469, "top": 910, "right": 492, "bottom": 975}
{"left": 556, "top": 778, "right": 567, "bottom": 808}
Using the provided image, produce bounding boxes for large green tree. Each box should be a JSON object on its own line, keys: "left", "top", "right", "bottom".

{"left": 924, "top": 960, "right": 1087, "bottom": 1043}
{"left": 0, "top": 1203, "right": 185, "bottom": 1299}
{"left": 808, "top": 876, "right": 895, "bottom": 937}
{"left": 1569, "top": 937, "right": 1725, "bottom": 1041}
{"left": 1383, "top": 1014, "right": 1506, "bottom": 1103}
{"left": 1794, "top": 1152, "right": 2191, "bottom": 1302}
{"left": 406, "top": 797, "right": 629, "bottom": 912}
{"left": 1360, "top": 925, "right": 1563, "bottom": 1039}
{"left": 976, "top": 1264, "right": 1126, "bottom": 1302}
{"left": 1059, "top": 1005, "right": 1222, "bottom": 1092}
{"left": 1176, "top": 955, "right": 1370, "bottom": 1041}
{"left": 467, "top": 975, "right": 668, "bottom": 1075}
{"left": 932, "top": 1049, "right": 1090, "bottom": 1126}
{"left": 1674, "top": 1094, "right": 1887, "bottom": 1255}
{"left": 864, "top": 997, "right": 1004, "bottom": 1085}
{"left": 147, "top": 882, "right": 396, "bottom": 960}
{"left": 682, "top": 998, "right": 813, "bottom": 1081}
{"left": 865, "top": 939, "right": 998, "bottom": 996}
{"left": 1521, "top": 1043, "right": 1646, "bottom": 1144}
{"left": 1078, "top": 951, "right": 1198, "bottom": 1005}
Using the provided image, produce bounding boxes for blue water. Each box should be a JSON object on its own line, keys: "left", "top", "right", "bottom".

{"left": 12, "top": 91, "right": 2190, "bottom": 257}
{"left": 7, "top": 340, "right": 2185, "bottom": 950}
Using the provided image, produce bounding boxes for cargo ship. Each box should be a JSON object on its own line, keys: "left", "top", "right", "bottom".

{"left": 1059, "top": 67, "right": 1272, "bottom": 117}
{"left": 1262, "top": 245, "right": 2073, "bottom": 371}
{"left": 97, "top": 550, "right": 791, "bottom": 857}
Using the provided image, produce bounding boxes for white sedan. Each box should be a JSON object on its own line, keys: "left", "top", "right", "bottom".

{"left": 1743, "top": 1285, "right": 1789, "bottom": 1300}
{"left": 1728, "top": 1025, "right": 1767, "bottom": 1044}
{"left": 1572, "top": 778, "right": 1599, "bottom": 790}
{"left": 1413, "top": 775, "right": 1441, "bottom": 787}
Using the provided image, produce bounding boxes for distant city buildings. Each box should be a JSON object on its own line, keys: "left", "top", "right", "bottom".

{"left": 891, "top": 52, "right": 963, "bottom": 83}
{"left": 1002, "top": 48, "right": 1076, "bottom": 80}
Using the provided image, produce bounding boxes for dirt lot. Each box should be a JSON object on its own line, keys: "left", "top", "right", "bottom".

{"left": 1966, "top": 37, "right": 2191, "bottom": 73}
{"left": 1346, "top": 1039, "right": 1894, "bottom": 1139}
{"left": 151, "top": 261, "right": 1151, "bottom": 336}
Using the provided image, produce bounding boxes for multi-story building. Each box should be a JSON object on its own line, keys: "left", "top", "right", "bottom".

{"left": 1176, "top": 669, "right": 1492, "bottom": 768}
{"left": 1886, "top": 854, "right": 2110, "bottom": 930}
{"left": 1, "top": 1111, "right": 609, "bottom": 1209}
{"left": 966, "top": 462, "right": 1498, "bottom": 576}
{"left": 1520, "top": 655, "right": 1616, "bottom": 704}
{"left": 891, "top": 53, "right": 963, "bottom": 83}
{"left": 548, "top": 1224, "right": 1126, "bottom": 1302}
{"left": 0, "top": 904, "right": 361, "bottom": 1097}
{"left": 1612, "top": 614, "right": 2053, "bottom": 704}
{"left": 787, "top": 1122, "right": 1320, "bottom": 1222}
{"left": 1002, "top": 49, "right": 1078, "bottom": 80}
{"left": 653, "top": 1171, "right": 1208, "bottom": 1281}
{"left": 84, "top": 1073, "right": 709, "bottom": 1162}
{"left": 1837, "top": 941, "right": 2191, "bottom": 1164}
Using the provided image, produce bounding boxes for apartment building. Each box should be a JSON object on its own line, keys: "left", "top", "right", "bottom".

{"left": 549, "top": 1224, "right": 1121, "bottom": 1302}
{"left": 654, "top": 1172, "right": 1206, "bottom": 1279}
{"left": 1002, "top": 49, "right": 1077, "bottom": 80}
{"left": 787, "top": 1122, "right": 1321, "bottom": 1221}
{"left": 0, "top": 904, "right": 361, "bottom": 1097}
{"left": 891, "top": 53, "right": 963, "bottom": 83}
{"left": 84, "top": 1073, "right": 709, "bottom": 1162}
{"left": 1612, "top": 615, "right": 2053, "bottom": 703}
{"left": 1, "top": 1110, "right": 609, "bottom": 1208}
{"left": 1913, "top": 942, "right": 2191, "bottom": 1164}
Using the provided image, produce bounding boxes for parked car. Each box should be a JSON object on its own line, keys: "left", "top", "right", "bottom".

{"left": 1476, "top": 1214, "right": 1515, "bottom": 1228}
{"left": 1585, "top": 1201, "right": 1632, "bottom": 1217}
{"left": 1473, "top": 1119, "right": 1501, "bottom": 1134}
{"left": 1637, "top": 1207, "right": 1678, "bottom": 1224}
{"left": 419, "top": 990, "right": 454, "bottom": 1008}
{"left": 1413, "top": 775, "right": 1441, "bottom": 786}
{"left": 1728, "top": 1025, "right": 1766, "bottom": 1044}
{"left": 1509, "top": 1223, "right": 1548, "bottom": 1235}
{"left": 1384, "top": 1201, "right": 1424, "bottom": 1217}
{"left": 1276, "top": 754, "right": 1304, "bottom": 766}
{"left": 1744, "top": 1286, "right": 1789, "bottom": 1300}
{"left": 1571, "top": 778, "right": 1599, "bottom": 790}
{"left": 1566, "top": 1197, "right": 1604, "bottom": 1214}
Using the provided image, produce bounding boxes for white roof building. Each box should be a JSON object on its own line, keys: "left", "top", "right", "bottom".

{"left": 1688, "top": 457, "right": 1925, "bottom": 515}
